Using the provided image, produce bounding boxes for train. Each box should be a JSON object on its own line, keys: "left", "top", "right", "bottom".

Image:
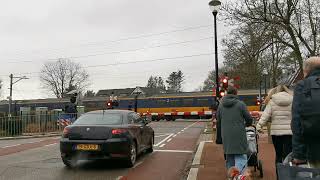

{"left": 0, "top": 90, "right": 260, "bottom": 120}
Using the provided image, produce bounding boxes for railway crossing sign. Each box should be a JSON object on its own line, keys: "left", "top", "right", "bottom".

{"left": 219, "top": 76, "right": 240, "bottom": 89}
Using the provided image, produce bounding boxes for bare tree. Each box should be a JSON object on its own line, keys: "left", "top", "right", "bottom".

{"left": 0, "top": 79, "right": 2, "bottom": 97}
{"left": 40, "top": 59, "right": 90, "bottom": 98}
{"left": 223, "top": 0, "right": 320, "bottom": 71}
{"left": 84, "top": 90, "right": 95, "bottom": 97}
{"left": 221, "top": 23, "right": 274, "bottom": 89}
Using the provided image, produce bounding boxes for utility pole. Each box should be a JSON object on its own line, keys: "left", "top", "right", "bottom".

{"left": 8, "top": 74, "right": 29, "bottom": 117}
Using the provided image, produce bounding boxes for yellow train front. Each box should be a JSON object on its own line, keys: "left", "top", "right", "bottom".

{"left": 107, "top": 90, "right": 260, "bottom": 121}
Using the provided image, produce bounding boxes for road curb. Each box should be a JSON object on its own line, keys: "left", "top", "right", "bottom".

{"left": 0, "top": 133, "right": 61, "bottom": 140}
{"left": 187, "top": 140, "right": 213, "bottom": 180}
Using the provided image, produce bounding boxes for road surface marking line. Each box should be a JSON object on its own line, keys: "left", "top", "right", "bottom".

{"left": 181, "top": 130, "right": 184, "bottom": 132}
{"left": 25, "top": 140, "right": 44, "bottom": 144}
{"left": 166, "top": 138, "right": 172, "bottom": 143}
{"left": 133, "top": 161, "right": 143, "bottom": 168}
{"left": 154, "top": 150, "right": 193, "bottom": 153}
{"left": 2, "top": 144, "right": 21, "bottom": 148}
{"left": 173, "top": 134, "right": 177, "bottom": 137}
{"left": 187, "top": 168, "right": 198, "bottom": 180}
{"left": 184, "top": 121, "right": 199, "bottom": 130}
{"left": 192, "top": 141, "right": 213, "bottom": 166}
{"left": 177, "top": 132, "right": 181, "bottom": 134}
{"left": 44, "top": 143, "right": 57, "bottom": 147}
{"left": 159, "top": 144, "right": 166, "bottom": 148}
{"left": 154, "top": 134, "right": 174, "bottom": 147}
{"left": 155, "top": 134, "right": 171, "bottom": 138}
{"left": 1, "top": 139, "right": 49, "bottom": 148}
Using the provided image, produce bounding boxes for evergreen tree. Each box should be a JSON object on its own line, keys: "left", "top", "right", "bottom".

{"left": 166, "top": 70, "right": 184, "bottom": 93}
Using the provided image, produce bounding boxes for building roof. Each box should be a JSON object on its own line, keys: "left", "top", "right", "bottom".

{"left": 96, "top": 88, "right": 135, "bottom": 97}
{"left": 96, "top": 87, "right": 162, "bottom": 97}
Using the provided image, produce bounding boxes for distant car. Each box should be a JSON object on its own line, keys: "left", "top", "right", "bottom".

{"left": 60, "top": 110, "right": 154, "bottom": 168}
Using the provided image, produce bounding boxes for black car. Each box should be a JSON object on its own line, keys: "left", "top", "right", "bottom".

{"left": 60, "top": 110, "right": 154, "bottom": 167}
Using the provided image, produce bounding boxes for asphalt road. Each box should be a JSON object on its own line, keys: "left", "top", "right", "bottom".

{"left": 0, "top": 120, "right": 206, "bottom": 180}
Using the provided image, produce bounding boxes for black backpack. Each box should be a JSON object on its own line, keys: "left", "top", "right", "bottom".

{"left": 300, "top": 76, "right": 320, "bottom": 139}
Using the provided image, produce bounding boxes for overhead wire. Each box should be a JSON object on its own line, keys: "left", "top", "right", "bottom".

{"left": 5, "top": 36, "right": 213, "bottom": 64}
{"left": 2, "top": 24, "right": 212, "bottom": 63}
{"left": 1, "top": 52, "right": 214, "bottom": 77}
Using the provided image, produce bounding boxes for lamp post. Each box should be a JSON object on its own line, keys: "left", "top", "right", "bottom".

{"left": 209, "top": 0, "right": 221, "bottom": 107}
{"left": 262, "top": 69, "right": 268, "bottom": 96}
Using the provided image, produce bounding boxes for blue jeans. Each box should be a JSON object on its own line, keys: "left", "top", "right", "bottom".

{"left": 226, "top": 154, "right": 248, "bottom": 174}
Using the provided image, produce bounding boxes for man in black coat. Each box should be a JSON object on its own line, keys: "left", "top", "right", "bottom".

{"left": 292, "top": 56, "right": 320, "bottom": 168}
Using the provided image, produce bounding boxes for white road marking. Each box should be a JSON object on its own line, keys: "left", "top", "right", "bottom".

{"left": 1, "top": 139, "right": 58, "bottom": 149}
{"left": 173, "top": 134, "right": 177, "bottom": 137}
{"left": 154, "top": 150, "right": 193, "bottom": 153}
{"left": 159, "top": 144, "right": 166, "bottom": 148}
{"left": 187, "top": 168, "right": 199, "bottom": 180}
{"left": 2, "top": 144, "right": 21, "bottom": 148}
{"left": 155, "top": 134, "right": 171, "bottom": 138}
{"left": 177, "top": 132, "right": 181, "bottom": 134}
{"left": 166, "top": 138, "right": 172, "bottom": 143}
{"left": 192, "top": 141, "right": 213, "bottom": 166}
{"left": 181, "top": 130, "right": 184, "bottom": 132}
{"left": 44, "top": 143, "right": 58, "bottom": 147}
{"left": 154, "top": 134, "right": 174, "bottom": 147}
{"left": 25, "top": 140, "right": 43, "bottom": 144}
{"left": 133, "top": 161, "right": 144, "bottom": 168}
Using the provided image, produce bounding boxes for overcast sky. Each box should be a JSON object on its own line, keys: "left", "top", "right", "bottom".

{"left": 0, "top": 0, "right": 231, "bottom": 100}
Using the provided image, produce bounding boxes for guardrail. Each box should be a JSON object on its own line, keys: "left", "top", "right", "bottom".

{"left": 0, "top": 113, "right": 78, "bottom": 138}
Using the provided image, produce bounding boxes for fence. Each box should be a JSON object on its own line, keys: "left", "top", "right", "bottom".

{"left": 0, "top": 113, "right": 78, "bottom": 138}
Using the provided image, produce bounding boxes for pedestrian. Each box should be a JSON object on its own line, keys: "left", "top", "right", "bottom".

{"left": 216, "top": 86, "right": 253, "bottom": 174}
{"left": 256, "top": 85, "right": 293, "bottom": 165}
{"left": 291, "top": 56, "right": 320, "bottom": 168}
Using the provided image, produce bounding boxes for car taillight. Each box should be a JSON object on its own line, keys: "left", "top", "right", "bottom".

{"left": 112, "top": 129, "right": 127, "bottom": 135}
{"left": 62, "top": 127, "right": 70, "bottom": 138}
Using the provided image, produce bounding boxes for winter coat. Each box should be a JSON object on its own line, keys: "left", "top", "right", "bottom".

{"left": 216, "top": 94, "right": 253, "bottom": 154}
{"left": 292, "top": 68, "right": 320, "bottom": 161}
{"left": 256, "top": 92, "right": 293, "bottom": 136}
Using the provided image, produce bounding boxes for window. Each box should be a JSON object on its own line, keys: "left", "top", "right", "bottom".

{"left": 128, "top": 113, "right": 142, "bottom": 124}
{"left": 169, "top": 99, "right": 180, "bottom": 107}
{"left": 156, "top": 99, "right": 167, "bottom": 106}
{"left": 74, "top": 113, "right": 123, "bottom": 125}
{"left": 183, "top": 99, "right": 194, "bottom": 106}
{"left": 133, "top": 113, "right": 143, "bottom": 124}
{"left": 197, "top": 99, "right": 209, "bottom": 106}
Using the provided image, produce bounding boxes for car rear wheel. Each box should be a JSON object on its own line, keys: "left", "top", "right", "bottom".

{"left": 62, "top": 157, "right": 76, "bottom": 168}
{"left": 125, "top": 142, "right": 137, "bottom": 167}
{"left": 146, "top": 136, "right": 153, "bottom": 153}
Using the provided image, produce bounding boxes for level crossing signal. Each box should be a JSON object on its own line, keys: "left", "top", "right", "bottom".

{"left": 256, "top": 96, "right": 265, "bottom": 106}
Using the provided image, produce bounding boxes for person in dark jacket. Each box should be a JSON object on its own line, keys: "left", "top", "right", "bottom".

{"left": 216, "top": 86, "right": 253, "bottom": 174}
{"left": 292, "top": 56, "right": 320, "bottom": 168}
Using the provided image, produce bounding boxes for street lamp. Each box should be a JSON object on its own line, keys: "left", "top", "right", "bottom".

{"left": 262, "top": 69, "right": 268, "bottom": 96}
{"left": 209, "top": 0, "right": 221, "bottom": 107}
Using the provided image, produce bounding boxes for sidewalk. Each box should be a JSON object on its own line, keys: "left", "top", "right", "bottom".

{"left": 190, "top": 129, "right": 277, "bottom": 180}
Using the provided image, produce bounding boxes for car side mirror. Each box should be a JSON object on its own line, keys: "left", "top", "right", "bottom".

{"left": 142, "top": 116, "right": 151, "bottom": 125}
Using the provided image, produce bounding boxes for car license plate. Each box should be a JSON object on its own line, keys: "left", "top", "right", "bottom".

{"left": 76, "top": 144, "right": 99, "bottom": 151}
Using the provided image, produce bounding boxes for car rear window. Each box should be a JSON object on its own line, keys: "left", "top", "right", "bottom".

{"left": 73, "top": 113, "right": 123, "bottom": 125}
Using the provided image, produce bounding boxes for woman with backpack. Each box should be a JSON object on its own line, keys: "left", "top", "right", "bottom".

{"left": 256, "top": 85, "right": 293, "bottom": 165}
